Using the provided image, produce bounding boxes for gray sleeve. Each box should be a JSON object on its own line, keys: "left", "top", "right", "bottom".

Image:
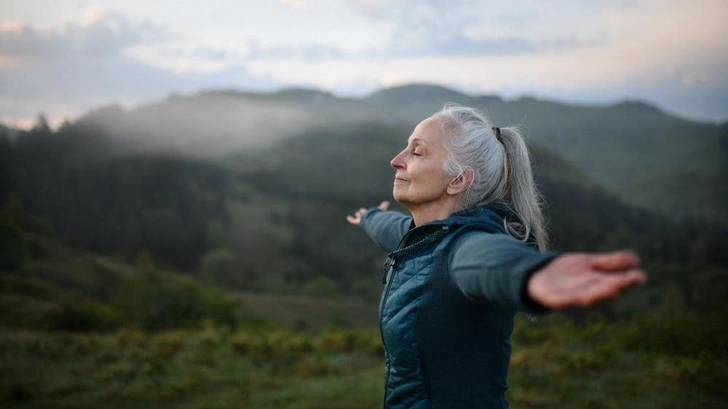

{"left": 360, "top": 209, "right": 411, "bottom": 253}
{"left": 449, "top": 231, "right": 561, "bottom": 313}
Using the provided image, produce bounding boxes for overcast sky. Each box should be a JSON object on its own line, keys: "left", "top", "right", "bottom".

{"left": 1, "top": 0, "right": 727, "bottom": 128}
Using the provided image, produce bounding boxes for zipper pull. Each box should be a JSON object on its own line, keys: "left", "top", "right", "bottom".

{"left": 381, "top": 256, "right": 396, "bottom": 284}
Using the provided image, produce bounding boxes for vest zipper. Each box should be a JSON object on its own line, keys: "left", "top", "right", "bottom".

{"left": 379, "top": 260, "right": 395, "bottom": 409}
{"left": 379, "top": 223, "right": 449, "bottom": 408}
{"left": 381, "top": 257, "right": 396, "bottom": 284}
{"left": 379, "top": 227, "right": 416, "bottom": 408}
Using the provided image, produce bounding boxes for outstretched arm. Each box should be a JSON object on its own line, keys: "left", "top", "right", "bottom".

{"left": 449, "top": 233, "right": 646, "bottom": 312}
{"left": 527, "top": 251, "right": 646, "bottom": 309}
{"left": 346, "top": 201, "right": 412, "bottom": 253}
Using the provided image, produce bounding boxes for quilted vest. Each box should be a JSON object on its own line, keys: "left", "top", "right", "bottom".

{"left": 379, "top": 205, "right": 517, "bottom": 409}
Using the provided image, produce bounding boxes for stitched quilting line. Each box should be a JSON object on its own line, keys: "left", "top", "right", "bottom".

{"left": 391, "top": 226, "right": 449, "bottom": 262}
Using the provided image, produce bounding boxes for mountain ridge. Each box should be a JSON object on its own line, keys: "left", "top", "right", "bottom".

{"left": 66, "top": 83, "right": 727, "bottom": 223}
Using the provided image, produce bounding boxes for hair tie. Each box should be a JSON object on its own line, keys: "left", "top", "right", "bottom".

{"left": 491, "top": 126, "right": 502, "bottom": 141}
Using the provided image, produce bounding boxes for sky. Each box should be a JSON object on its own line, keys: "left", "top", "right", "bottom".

{"left": 1, "top": 0, "right": 727, "bottom": 128}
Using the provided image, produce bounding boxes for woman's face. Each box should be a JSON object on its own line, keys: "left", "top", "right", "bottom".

{"left": 390, "top": 117, "right": 453, "bottom": 208}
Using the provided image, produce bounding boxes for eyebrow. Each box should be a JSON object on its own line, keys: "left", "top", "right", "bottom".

{"left": 408, "top": 137, "right": 429, "bottom": 146}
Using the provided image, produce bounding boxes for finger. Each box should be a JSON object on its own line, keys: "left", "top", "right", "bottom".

{"left": 620, "top": 269, "right": 647, "bottom": 286}
{"left": 531, "top": 264, "right": 647, "bottom": 309}
{"left": 589, "top": 251, "right": 640, "bottom": 272}
{"left": 584, "top": 277, "right": 626, "bottom": 305}
{"left": 345, "top": 215, "right": 360, "bottom": 225}
{"left": 576, "top": 271, "right": 646, "bottom": 306}
{"left": 379, "top": 201, "right": 390, "bottom": 211}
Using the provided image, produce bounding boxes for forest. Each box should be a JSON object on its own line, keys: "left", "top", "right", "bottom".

{"left": 1, "top": 84, "right": 726, "bottom": 408}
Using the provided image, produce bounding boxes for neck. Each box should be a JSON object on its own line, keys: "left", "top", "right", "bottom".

{"left": 408, "top": 198, "right": 462, "bottom": 226}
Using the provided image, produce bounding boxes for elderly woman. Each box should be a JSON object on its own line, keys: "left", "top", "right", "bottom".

{"left": 346, "top": 104, "right": 646, "bottom": 409}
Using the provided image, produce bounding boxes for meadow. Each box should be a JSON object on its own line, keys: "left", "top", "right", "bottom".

{"left": 2, "top": 307, "right": 726, "bottom": 409}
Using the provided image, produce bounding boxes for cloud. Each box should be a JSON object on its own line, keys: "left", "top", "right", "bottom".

{"left": 245, "top": 40, "right": 345, "bottom": 61}
{"left": 153, "top": 46, "right": 244, "bottom": 62}
{"left": 279, "top": 0, "right": 309, "bottom": 11}
{"left": 339, "top": 0, "right": 394, "bottom": 17}
{"left": 378, "top": 35, "right": 596, "bottom": 59}
{"left": 0, "top": 53, "right": 280, "bottom": 119}
{"left": 241, "top": 34, "right": 590, "bottom": 63}
{"left": 0, "top": 7, "right": 165, "bottom": 63}
{"left": 0, "top": 7, "right": 280, "bottom": 124}
{"left": 1, "top": 0, "right": 726, "bottom": 125}
{"left": 242, "top": 0, "right": 597, "bottom": 62}
{"left": 378, "top": 0, "right": 608, "bottom": 58}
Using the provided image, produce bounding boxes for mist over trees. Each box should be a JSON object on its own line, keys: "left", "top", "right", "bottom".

{"left": 2, "top": 84, "right": 727, "bottom": 313}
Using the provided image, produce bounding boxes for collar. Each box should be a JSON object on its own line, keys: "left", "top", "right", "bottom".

{"left": 408, "top": 201, "right": 515, "bottom": 234}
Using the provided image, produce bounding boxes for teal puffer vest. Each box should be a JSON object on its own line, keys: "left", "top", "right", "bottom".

{"left": 365, "top": 204, "right": 550, "bottom": 409}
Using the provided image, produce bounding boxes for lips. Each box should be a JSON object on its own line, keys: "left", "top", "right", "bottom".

{"left": 394, "top": 176, "right": 409, "bottom": 183}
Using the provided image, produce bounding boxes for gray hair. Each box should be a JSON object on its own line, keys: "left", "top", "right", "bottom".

{"left": 433, "top": 104, "right": 548, "bottom": 250}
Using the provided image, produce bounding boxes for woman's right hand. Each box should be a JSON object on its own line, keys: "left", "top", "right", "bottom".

{"left": 527, "top": 250, "right": 647, "bottom": 309}
{"left": 346, "top": 201, "right": 390, "bottom": 226}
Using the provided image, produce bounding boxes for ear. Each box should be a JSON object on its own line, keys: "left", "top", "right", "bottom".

{"left": 447, "top": 168, "right": 473, "bottom": 196}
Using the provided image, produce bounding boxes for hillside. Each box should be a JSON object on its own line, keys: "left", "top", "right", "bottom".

{"left": 226, "top": 121, "right": 728, "bottom": 309}
{"left": 72, "top": 84, "right": 728, "bottom": 223}
{"left": 0, "top": 204, "right": 376, "bottom": 333}
{"left": 2, "top": 85, "right": 728, "bottom": 317}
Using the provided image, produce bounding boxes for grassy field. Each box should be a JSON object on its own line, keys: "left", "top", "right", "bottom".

{"left": 236, "top": 292, "right": 377, "bottom": 331}
{"left": 1, "top": 311, "right": 725, "bottom": 409}
{"left": 2, "top": 220, "right": 725, "bottom": 408}
{"left": 0, "top": 327, "right": 384, "bottom": 409}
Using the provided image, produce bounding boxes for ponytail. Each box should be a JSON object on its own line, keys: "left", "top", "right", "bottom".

{"left": 497, "top": 126, "right": 548, "bottom": 251}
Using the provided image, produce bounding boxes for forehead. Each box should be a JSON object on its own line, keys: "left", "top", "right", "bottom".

{"left": 409, "top": 117, "right": 445, "bottom": 146}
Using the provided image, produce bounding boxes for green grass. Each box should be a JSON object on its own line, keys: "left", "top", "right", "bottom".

{"left": 1, "top": 222, "right": 725, "bottom": 408}
{"left": 0, "top": 328, "right": 383, "bottom": 409}
{"left": 235, "top": 292, "right": 377, "bottom": 331}
{"left": 1, "top": 313, "right": 726, "bottom": 409}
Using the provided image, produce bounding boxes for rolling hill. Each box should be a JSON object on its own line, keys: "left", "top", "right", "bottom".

{"left": 70, "top": 84, "right": 728, "bottom": 222}
{"left": 2, "top": 84, "right": 727, "bottom": 318}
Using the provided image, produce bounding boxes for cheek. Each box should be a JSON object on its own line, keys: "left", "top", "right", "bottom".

{"left": 416, "top": 168, "right": 449, "bottom": 193}
{"left": 423, "top": 162, "right": 448, "bottom": 182}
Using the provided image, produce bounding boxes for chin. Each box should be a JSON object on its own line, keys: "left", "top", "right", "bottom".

{"left": 392, "top": 189, "right": 405, "bottom": 203}
{"left": 392, "top": 193, "right": 411, "bottom": 207}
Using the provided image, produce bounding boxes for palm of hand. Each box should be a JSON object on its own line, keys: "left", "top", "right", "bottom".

{"left": 527, "top": 251, "right": 646, "bottom": 309}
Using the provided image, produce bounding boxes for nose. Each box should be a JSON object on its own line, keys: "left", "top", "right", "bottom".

{"left": 390, "top": 149, "right": 406, "bottom": 170}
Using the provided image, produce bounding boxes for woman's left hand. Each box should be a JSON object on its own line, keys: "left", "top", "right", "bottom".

{"left": 346, "top": 201, "right": 390, "bottom": 226}
{"left": 527, "top": 250, "right": 647, "bottom": 309}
